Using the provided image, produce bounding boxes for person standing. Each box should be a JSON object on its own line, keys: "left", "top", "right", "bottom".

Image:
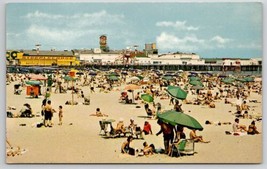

{"left": 44, "top": 100, "right": 55, "bottom": 127}
{"left": 156, "top": 119, "right": 174, "bottom": 154}
{"left": 58, "top": 105, "right": 63, "bottom": 125}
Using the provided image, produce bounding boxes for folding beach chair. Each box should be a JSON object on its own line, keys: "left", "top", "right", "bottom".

{"left": 169, "top": 139, "right": 195, "bottom": 157}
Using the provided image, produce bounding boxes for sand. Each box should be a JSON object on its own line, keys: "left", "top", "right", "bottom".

{"left": 5, "top": 74, "right": 262, "bottom": 164}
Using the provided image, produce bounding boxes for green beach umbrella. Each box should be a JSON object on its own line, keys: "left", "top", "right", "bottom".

{"left": 222, "top": 78, "right": 235, "bottom": 84}
{"left": 63, "top": 75, "right": 77, "bottom": 81}
{"left": 141, "top": 94, "right": 154, "bottom": 103}
{"left": 137, "top": 75, "right": 144, "bottom": 80}
{"left": 157, "top": 110, "right": 203, "bottom": 131}
{"left": 162, "top": 76, "right": 174, "bottom": 81}
{"left": 25, "top": 80, "right": 42, "bottom": 86}
{"left": 189, "top": 76, "right": 201, "bottom": 81}
{"left": 107, "top": 75, "right": 119, "bottom": 81}
{"left": 166, "top": 85, "right": 187, "bottom": 100}
{"left": 189, "top": 80, "right": 204, "bottom": 87}
{"left": 243, "top": 77, "right": 255, "bottom": 82}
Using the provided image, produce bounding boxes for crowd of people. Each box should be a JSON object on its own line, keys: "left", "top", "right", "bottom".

{"left": 6, "top": 68, "right": 262, "bottom": 159}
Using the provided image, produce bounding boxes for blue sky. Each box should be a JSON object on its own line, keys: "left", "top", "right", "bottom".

{"left": 6, "top": 2, "right": 262, "bottom": 58}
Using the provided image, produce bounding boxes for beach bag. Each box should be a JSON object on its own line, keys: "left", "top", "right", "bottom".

{"left": 169, "top": 145, "right": 179, "bottom": 157}
{"left": 7, "top": 111, "right": 13, "bottom": 118}
{"left": 128, "top": 147, "right": 135, "bottom": 156}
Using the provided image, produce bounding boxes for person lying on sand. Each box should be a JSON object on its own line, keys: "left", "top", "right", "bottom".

{"left": 90, "top": 108, "right": 108, "bottom": 117}
{"left": 205, "top": 120, "right": 231, "bottom": 126}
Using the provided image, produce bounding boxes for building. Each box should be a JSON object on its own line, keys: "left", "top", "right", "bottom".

{"left": 149, "top": 52, "right": 205, "bottom": 65}
{"left": 6, "top": 49, "right": 80, "bottom": 66}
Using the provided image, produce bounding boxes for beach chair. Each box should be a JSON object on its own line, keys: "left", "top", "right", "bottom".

{"left": 134, "top": 126, "right": 143, "bottom": 139}
{"left": 169, "top": 139, "right": 195, "bottom": 157}
{"left": 99, "top": 121, "right": 107, "bottom": 135}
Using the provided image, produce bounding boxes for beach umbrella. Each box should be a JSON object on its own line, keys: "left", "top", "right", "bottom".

{"left": 107, "top": 72, "right": 120, "bottom": 76}
{"left": 107, "top": 75, "right": 119, "bottom": 81}
{"left": 141, "top": 94, "right": 154, "bottom": 103}
{"left": 157, "top": 110, "right": 203, "bottom": 131}
{"left": 89, "top": 71, "right": 97, "bottom": 76}
{"left": 63, "top": 75, "right": 77, "bottom": 81}
{"left": 243, "top": 77, "right": 255, "bottom": 82}
{"left": 162, "top": 76, "right": 174, "bottom": 81}
{"left": 29, "top": 74, "right": 47, "bottom": 80}
{"left": 124, "top": 84, "right": 141, "bottom": 91}
{"left": 136, "top": 75, "right": 144, "bottom": 80}
{"left": 25, "top": 80, "right": 42, "bottom": 86}
{"left": 191, "top": 85, "right": 204, "bottom": 90}
{"left": 166, "top": 85, "right": 187, "bottom": 100}
{"left": 221, "top": 78, "right": 235, "bottom": 84}
{"left": 130, "top": 76, "right": 140, "bottom": 82}
{"left": 189, "top": 80, "right": 204, "bottom": 87}
{"left": 124, "top": 84, "right": 141, "bottom": 103}
{"left": 189, "top": 76, "right": 201, "bottom": 81}
{"left": 121, "top": 71, "right": 128, "bottom": 75}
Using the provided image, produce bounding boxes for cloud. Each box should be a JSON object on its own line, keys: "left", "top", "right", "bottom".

{"left": 22, "top": 10, "right": 127, "bottom": 49}
{"left": 156, "top": 20, "right": 199, "bottom": 31}
{"left": 156, "top": 32, "right": 205, "bottom": 51}
{"left": 156, "top": 32, "right": 235, "bottom": 52}
{"left": 23, "top": 10, "right": 125, "bottom": 27}
{"left": 237, "top": 42, "right": 262, "bottom": 50}
{"left": 210, "top": 35, "right": 232, "bottom": 44}
{"left": 210, "top": 36, "right": 232, "bottom": 48}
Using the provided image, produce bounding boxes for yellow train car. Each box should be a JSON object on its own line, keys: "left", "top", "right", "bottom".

{"left": 7, "top": 50, "right": 80, "bottom": 66}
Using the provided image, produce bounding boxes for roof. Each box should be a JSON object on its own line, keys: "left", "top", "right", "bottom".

{"left": 22, "top": 50, "right": 74, "bottom": 56}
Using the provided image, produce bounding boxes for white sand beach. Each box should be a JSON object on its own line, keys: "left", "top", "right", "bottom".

{"left": 5, "top": 71, "right": 262, "bottom": 164}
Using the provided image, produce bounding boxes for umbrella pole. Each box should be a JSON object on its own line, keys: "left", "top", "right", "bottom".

{"left": 72, "top": 80, "right": 74, "bottom": 105}
{"left": 132, "top": 91, "right": 134, "bottom": 103}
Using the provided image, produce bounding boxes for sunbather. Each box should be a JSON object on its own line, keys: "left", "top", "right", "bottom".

{"left": 115, "top": 118, "right": 126, "bottom": 135}
{"left": 247, "top": 121, "right": 260, "bottom": 135}
{"left": 90, "top": 108, "right": 108, "bottom": 117}
{"left": 121, "top": 136, "right": 135, "bottom": 155}
{"left": 232, "top": 118, "right": 247, "bottom": 132}
{"left": 189, "top": 129, "right": 210, "bottom": 143}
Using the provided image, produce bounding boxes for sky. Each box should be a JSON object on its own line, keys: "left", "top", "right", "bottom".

{"left": 6, "top": 2, "right": 263, "bottom": 58}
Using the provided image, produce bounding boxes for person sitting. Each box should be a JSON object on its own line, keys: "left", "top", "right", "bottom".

{"left": 135, "top": 92, "right": 141, "bottom": 101}
{"left": 247, "top": 121, "right": 260, "bottom": 135}
{"left": 121, "top": 136, "right": 135, "bottom": 155}
{"left": 241, "top": 101, "right": 250, "bottom": 111}
{"left": 20, "top": 103, "right": 34, "bottom": 118}
{"left": 90, "top": 108, "right": 108, "bottom": 117}
{"left": 232, "top": 118, "right": 247, "bottom": 133}
{"left": 142, "top": 141, "right": 155, "bottom": 155}
{"left": 125, "top": 95, "right": 133, "bottom": 104}
{"left": 242, "top": 110, "right": 249, "bottom": 119}
{"left": 174, "top": 100, "right": 183, "bottom": 112}
{"left": 115, "top": 118, "right": 126, "bottom": 136}
{"left": 83, "top": 95, "right": 90, "bottom": 105}
{"left": 143, "top": 121, "right": 153, "bottom": 135}
{"left": 119, "top": 92, "right": 128, "bottom": 102}
{"left": 144, "top": 104, "right": 155, "bottom": 117}
{"left": 189, "top": 129, "right": 210, "bottom": 143}
{"left": 174, "top": 125, "right": 186, "bottom": 142}
{"left": 128, "top": 118, "right": 137, "bottom": 136}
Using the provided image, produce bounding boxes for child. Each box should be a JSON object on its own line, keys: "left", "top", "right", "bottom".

{"left": 58, "top": 105, "right": 63, "bottom": 125}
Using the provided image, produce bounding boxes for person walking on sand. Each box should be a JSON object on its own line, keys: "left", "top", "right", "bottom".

{"left": 58, "top": 105, "right": 63, "bottom": 125}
